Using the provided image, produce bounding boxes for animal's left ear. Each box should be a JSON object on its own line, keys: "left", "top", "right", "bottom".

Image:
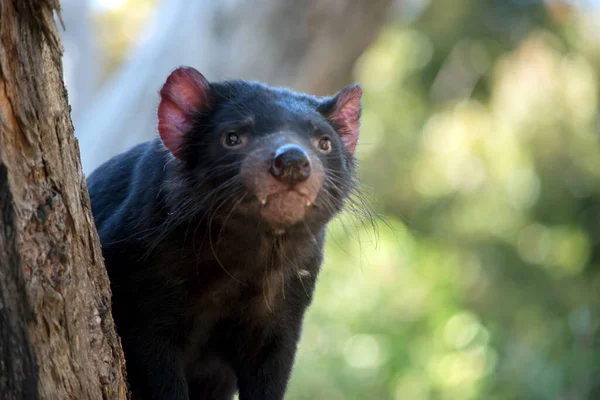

{"left": 318, "top": 84, "right": 363, "bottom": 156}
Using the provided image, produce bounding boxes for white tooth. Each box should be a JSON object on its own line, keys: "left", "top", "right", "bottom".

{"left": 306, "top": 201, "right": 312, "bottom": 206}
{"left": 261, "top": 198, "right": 267, "bottom": 205}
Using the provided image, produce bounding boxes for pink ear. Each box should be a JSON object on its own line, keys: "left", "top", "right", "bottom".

{"left": 320, "top": 84, "right": 363, "bottom": 156}
{"left": 158, "top": 67, "right": 211, "bottom": 158}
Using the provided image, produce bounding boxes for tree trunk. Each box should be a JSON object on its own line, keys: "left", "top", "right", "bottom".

{"left": 75, "top": 0, "right": 393, "bottom": 173}
{"left": 0, "top": 1, "right": 127, "bottom": 399}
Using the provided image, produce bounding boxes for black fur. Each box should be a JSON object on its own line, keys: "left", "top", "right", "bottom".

{"left": 87, "top": 78, "right": 359, "bottom": 400}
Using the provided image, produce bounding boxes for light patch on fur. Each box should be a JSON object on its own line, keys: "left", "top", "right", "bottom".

{"left": 297, "top": 269, "right": 311, "bottom": 278}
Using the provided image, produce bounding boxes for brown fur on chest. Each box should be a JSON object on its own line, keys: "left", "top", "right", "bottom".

{"left": 185, "top": 260, "right": 286, "bottom": 323}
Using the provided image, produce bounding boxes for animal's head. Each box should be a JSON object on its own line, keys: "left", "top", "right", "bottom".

{"left": 158, "top": 66, "right": 362, "bottom": 235}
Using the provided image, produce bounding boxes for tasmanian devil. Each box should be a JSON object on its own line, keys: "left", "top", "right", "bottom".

{"left": 86, "top": 66, "right": 364, "bottom": 400}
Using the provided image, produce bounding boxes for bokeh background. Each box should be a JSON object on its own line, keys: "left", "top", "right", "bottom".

{"left": 61, "top": 0, "right": 600, "bottom": 399}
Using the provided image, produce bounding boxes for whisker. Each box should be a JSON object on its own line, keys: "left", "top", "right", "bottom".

{"left": 216, "top": 192, "right": 248, "bottom": 246}
{"left": 208, "top": 192, "right": 246, "bottom": 285}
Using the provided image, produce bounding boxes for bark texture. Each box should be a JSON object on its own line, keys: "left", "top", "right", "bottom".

{"left": 0, "top": 1, "right": 127, "bottom": 399}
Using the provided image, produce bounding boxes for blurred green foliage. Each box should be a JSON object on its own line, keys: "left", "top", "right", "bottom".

{"left": 287, "top": 1, "right": 600, "bottom": 399}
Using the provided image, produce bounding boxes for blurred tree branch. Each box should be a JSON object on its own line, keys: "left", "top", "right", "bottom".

{"left": 59, "top": 0, "right": 103, "bottom": 123}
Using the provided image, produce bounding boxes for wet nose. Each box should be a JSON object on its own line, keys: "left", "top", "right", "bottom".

{"left": 269, "top": 144, "right": 311, "bottom": 185}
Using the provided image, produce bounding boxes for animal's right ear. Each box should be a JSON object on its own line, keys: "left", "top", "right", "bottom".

{"left": 158, "top": 66, "right": 211, "bottom": 159}
{"left": 317, "top": 84, "right": 362, "bottom": 157}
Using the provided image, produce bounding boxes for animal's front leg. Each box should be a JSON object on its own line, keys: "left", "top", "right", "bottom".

{"left": 235, "top": 335, "right": 299, "bottom": 400}
{"left": 123, "top": 334, "right": 189, "bottom": 400}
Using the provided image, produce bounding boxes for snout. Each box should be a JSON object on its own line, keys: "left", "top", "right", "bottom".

{"left": 240, "top": 137, "right": 325, "bottom": 229}
{"left": 269, "top": 144, "right": 311, "bottom": 186}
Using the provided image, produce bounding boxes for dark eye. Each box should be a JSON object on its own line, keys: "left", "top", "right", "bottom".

{"left": 224, "top": 132, "right": 242, "bottom": 147}
{"left": 318, "top": 137, "right": 332, "bottom": 153}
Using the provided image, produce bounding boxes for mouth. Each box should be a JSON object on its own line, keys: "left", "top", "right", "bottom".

{"left": 257, "top": 189, "right": 314, "bottom": 227}
{"left": 258, "top": 188, "right": 313, "bottom": 207}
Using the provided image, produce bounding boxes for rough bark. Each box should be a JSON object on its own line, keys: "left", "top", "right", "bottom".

{"left": 0, "top": 1, "right": 128, "bottom": 399}
{"left": 76, "top": 0, "right": 393, "bottom": 173}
